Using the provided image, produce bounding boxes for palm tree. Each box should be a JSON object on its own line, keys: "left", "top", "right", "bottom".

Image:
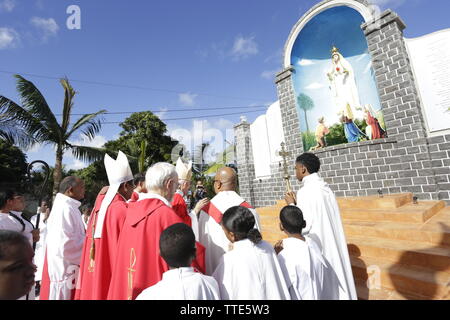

{"left": 297, "top": 93, "right": 315, "bottom": 132}
{"left": 0, "top": 75, "right": 107, "bottom": 196}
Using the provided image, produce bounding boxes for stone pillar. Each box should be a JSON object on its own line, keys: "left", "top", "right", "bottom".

{"left": 234, "top": 119, "right": 256, "bottom": 206}
{"left": 274, "top": 66, "right": 304, "bottom": 191}
{"left": 362, "top": 10, "right": 439, "bottom": 200}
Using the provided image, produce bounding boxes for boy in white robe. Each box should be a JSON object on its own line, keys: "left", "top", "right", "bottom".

{"left": 285, "top": 153, "right": 357, "bottom": 300}
{"left": 212, "top": 206, "right": 290, "bottom": 300}
{"left": 136, "top": 223, "right": 220, "bottom": 300}
{"left": 275, "top": 205, "right": 328, "bottom": 300}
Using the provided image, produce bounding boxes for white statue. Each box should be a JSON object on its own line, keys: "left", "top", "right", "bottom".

{"left": 327, "top": 47, "right": 362, "bottom": 120}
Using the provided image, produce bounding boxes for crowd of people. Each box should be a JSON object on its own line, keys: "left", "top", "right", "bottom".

{"left": 0, "top": 151, "right": 356, "bottom": 300}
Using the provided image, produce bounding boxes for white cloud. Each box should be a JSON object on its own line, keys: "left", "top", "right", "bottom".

{"left": 70, "top": 134, "right": 107, "bottom": 149}
{"left": 304, "top": 82, "right": 325, "bottom": 90}
{"left": 65, "top": 158, "right": 86, "bottom": 171}
{"left": 155, "top": 107, "right": 168, "bottom": 120}
{"left": 369, "top": 0, "right": 408, "bottom": 9}
{"left": 30, "top": 17, "right": 59, "bottom": 41}
{"left": 261, "top": 69, "right": 278, "bottom": 80}
{"left": 230, "top": 35, "right": 259, "bottom": 60}
{"left": 179, "top": 92, "right": 198, "bottom": 107}
{"left": 298, "top": 59, "right": 314, "bottom": 66}
{"left": 0, "top": 0, "right": 15, "bottom": 12}
{"left": 168, "top": 118, "right": 236, "bottom": 164}
{"left": 0, "top": 27, "right": 19, "bottom": 49}
{"left": 0, "top": 0, "right": 16, "bottom": 12}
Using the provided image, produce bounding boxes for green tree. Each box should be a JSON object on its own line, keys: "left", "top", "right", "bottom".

{"left": 0, "top": 141, "right": 28, "bottom": 190}
{"left": 0, "top": 75, "right": 106, "bottom": 196}
{"left": 297, "top": 93, "right": 315, "bottom": 132}
{"left": 104, "top": 111, "right": 178, "bottom": 173}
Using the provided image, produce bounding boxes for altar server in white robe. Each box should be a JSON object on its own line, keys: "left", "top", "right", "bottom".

{"left": 40, "top": 176, "right": 86, "bottom": 300}
{"left": 31, "top": 200, "right": 50, "bottom": 283}
{"left": 212, "top": 206, "right": 290, "bottom": 300}
{"left": 275, "top": 205, "right": 329, "bottom": 300}
{"left": 285, "top": 153, "right": 357, "bottom": 300}
{"left": 136, "top": 223, "right": 220, "bottom": 300}
{"left": 198, "top": 167, "right": 261, "bottom": 275}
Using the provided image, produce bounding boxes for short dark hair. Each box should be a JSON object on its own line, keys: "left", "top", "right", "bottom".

{"left": 0, "top": 230, "right": 29, "bottom": 260}
{"left": 159, "top": 223, "right": 196, "bottom": 268}
{"left": 296, "top": 153, "right": 321, "bottom": 174}
{"left": 221, "top": 206, "right": 262, "bottom": 244}
{"left": 133, "top": 173, "right": 145, "bottom": 186}
{"left": 0, "top": 189, "right": 19, "bottom": 210}
{"left": 59, "top": 176, "right": 80, "bottom": 194}
{"left": 280, "top": 206, "right": 306, "bottom": 234}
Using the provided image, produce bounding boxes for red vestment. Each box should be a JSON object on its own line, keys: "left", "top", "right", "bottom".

{"left": 75, "top": 194, "right": 127, "bottom": 300}
{"left": 171, "top": 192, "right": 192, "bottom": 226}
{"left": 171, "top": 192, "right": 206, "bottom": 274}
{"left": 107, "top": 198, "right": 185, "bottom": 300}
{"left": 129, "top": 191, "right": 139, "bottom": 203}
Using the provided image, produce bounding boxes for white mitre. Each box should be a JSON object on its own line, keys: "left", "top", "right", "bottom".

{"left": 176, "top": 157, "right": 192, "bottom": 181}
{"left": 94, "top": 151, "right": 133, "bottom": 238}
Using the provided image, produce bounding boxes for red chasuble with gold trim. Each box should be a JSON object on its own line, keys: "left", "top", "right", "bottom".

{"left": 75, "top": 193, "right": 127, "bottom": 300}
{"left": 74, "top": 193, "right": 105, "bottom": 300}
{"left": 107, "top": 197, "right": 184, "bottom": 300}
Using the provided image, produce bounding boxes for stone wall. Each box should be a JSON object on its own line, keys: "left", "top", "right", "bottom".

{"left": 234, "top": 4, "right": 450, "bottom": 208}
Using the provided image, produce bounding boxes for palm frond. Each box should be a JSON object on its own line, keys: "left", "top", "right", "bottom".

{"left": 0, "top": 95, "right": 54, "bottom": 144}
{"left": 0, "top": 118, "right": 37, "bottom": 149}
{"left": 68, "top": 144, "right": 107, "bottom": 163}
{"left": 60, "top": 78, "right": 76, "bottom": 133}
{"left": 14, "top": 75, "right": 62, "bottom": 139}
{"left": 66, "top": 110, "right": 106, "bottom": 140}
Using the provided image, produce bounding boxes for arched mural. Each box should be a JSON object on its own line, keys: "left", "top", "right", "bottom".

{"left": 289, "top": 5, "right": 386, "bottom": 151}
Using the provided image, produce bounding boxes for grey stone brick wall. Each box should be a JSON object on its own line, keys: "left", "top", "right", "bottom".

{"left": 234, "top": 3, "right": 450, "bottom": 207}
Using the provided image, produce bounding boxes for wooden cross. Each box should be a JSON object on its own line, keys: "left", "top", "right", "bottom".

{"left": 279, "top": 142, "right": 293, "bottom": 193}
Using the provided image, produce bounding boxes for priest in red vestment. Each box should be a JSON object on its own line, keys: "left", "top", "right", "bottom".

{"left": 108, "top": 162, "right": 188, "bottom": 300}
{"left": 75, "top": 151, "right": 134, "bottom": 300}
{"left": 171, "top": 158, "right": 209, "bottom": 274}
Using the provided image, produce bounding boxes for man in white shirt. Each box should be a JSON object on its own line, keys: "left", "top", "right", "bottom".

{"left": 40, "top": 176, "right": 86, "bottom": 300}
{"left": 136, "top": 223, "right": 220, "bottom": 300}
{"left": 285, "top": 153, "right": 356, "bottom": 300}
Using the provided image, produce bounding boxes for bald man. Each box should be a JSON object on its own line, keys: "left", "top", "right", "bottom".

{"left": 198, "top": 167, "right": 261, "bottom": 275}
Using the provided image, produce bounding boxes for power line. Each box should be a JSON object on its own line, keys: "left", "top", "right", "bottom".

{"left": 0, "top": 70, "right": 270, "bottom": 102}
{"left": 55, "top": 105, "right": 269, "bottom": 116}
{"left": 102, "top": 110, "right": 262, "bottom": 124}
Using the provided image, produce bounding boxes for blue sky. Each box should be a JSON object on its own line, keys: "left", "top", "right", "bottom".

{"left": 0, "top": 0, "right": 449, "bottom": 170}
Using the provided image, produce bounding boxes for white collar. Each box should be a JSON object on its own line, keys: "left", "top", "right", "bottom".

{"left": 55, "top": 193, "right": 81, "bottom": 208}
{"left": 302, "top": 173, "right": 321, "bottom": 184}
{"left": 139, "top": 192, "right": 172, "bottom": 207}
{"left": 162, "top": 267, "right": 195, "bottom": 280}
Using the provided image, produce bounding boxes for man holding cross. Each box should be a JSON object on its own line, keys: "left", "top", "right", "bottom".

{"left": 284, "top": 152, "right": 356, "bottom": 300}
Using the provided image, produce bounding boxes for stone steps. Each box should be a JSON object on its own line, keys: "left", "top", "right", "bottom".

{"left": 350, "top": 255, "right": 449, "bottom": 299}
{"left": 255, "top": 193, "right": 450, "bottom": 300}
{"left": 338, "top": 193, "right": 413, "bottom": 209}
{"left": 341, "top": 200, "right": 445, "bottom": 224}
{"left": 347, "top": 235, "right": 450, "bottom": 273}
{"left": 344, "top": 220, "right": 450, "bottom": 247}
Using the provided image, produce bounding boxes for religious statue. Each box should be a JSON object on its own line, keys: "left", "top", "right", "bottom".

{"left": 310, "top": 117, "right": 330, "bottom": 151}
{"left": 327, "top": 46, "right": 362, "bottom": 120}
{"left": 328, "top": 47, "right": 365, "bottom": 143}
